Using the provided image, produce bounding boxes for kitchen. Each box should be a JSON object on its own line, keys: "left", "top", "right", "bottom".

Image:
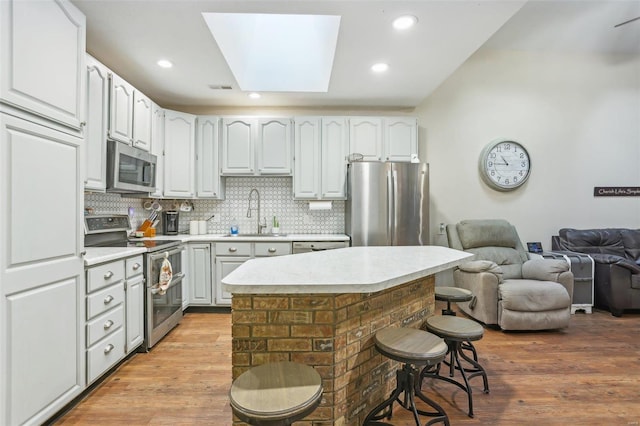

{"left": 1, "top": 0, "right": 639, "bottom": 425}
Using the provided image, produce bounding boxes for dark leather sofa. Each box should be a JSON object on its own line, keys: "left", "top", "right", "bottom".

{"left": 553, "top": 228, "right": 640, "bottom": 316}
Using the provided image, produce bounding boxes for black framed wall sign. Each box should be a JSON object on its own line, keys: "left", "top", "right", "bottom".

{"left": 594, "top": 187, "right": 640, "bottom": 197}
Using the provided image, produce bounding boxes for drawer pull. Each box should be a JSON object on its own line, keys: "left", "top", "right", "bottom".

{"left": 268, "top": 248, "right": 277, "bottom": 253}
{"left": 104, "top": 295, "right": 114, "bottom": 304}
{"left": 132, "top": 263, "right": 141, "bottom": 270}
{"left": 104, "top": 344, "right": 115, "bottom": 354}
{"left": 104, "top": 320, "right": 114, "bottom": 330}
{"left": 104, "top": 271, "right": 114, "bottom": 279}
{"left": 229, "top": 247, "right": 237, "bottom": 253}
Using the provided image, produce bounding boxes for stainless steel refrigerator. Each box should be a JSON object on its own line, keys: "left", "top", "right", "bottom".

{"left": 346, "top": 162, "right": 429, "bottom": 246}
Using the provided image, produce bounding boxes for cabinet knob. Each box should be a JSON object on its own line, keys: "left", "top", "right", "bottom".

{"left": 132, "top": 263, "right": 141, "bottom": 270}
{"left": 104, "top": 271, "right": 114, "bottom": 279}
{"left": 104, "top": 344, "right": 115, "bottom": 354}
{"left": 268, "top": 248, "right": 277, "bottom": 253}
{"left": 229, "top": 247, "right": 237, "bottom": 253}
{"left": 104, "top": 320, "right": 114, "bottom": 330}
{"left": 104, "top": 295, "right": 114, "bottom": 304}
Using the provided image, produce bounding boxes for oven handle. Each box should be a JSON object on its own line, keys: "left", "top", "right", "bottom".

{"left": 148, "top": 246, "right": 185, "bottom": 262}
{"left": 149, "top": 272, "right": 184, "bottom": 294}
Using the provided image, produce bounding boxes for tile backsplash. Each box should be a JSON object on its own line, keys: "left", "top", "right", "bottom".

{"left": 85, "top": 177, "right": 345, "bottom": 235}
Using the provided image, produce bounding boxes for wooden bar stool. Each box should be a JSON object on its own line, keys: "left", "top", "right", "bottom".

{"left": 435, "top": 286, "right": 478, "bottom": 361}
{"left": 364, "top": 327, "right": 450, "bottom": 426}
{"left": 229, "top": 361, "right": 323, "bottom": 426}
{"left": 421, "top": 316, "right": 489, "bottom": 418}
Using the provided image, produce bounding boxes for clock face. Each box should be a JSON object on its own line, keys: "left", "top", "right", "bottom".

{"left": 479, "top": 140, "right": 531, "bottom": 191}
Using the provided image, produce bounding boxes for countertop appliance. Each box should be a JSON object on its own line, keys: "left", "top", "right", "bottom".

{"left": 292, "top": 241, "right": 349, "bottom": 254}
{"left": 163, "top": 211, "right": 179, "bottom": 235}
{"left": 107, "top": 140, "right": 157, "bottom": 193}
{"left": 346, "top": 161, "right": 429, "bottom": 246}
{"left": 84, "top": 215, "right": 184, "bottom": 351}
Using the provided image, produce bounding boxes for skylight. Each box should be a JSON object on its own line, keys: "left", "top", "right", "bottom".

{"left": 202, "top": 13, "right": 341, "bottom": 93}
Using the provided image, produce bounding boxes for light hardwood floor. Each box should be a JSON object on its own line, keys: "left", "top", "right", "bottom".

{"left": 53, "top": 305, "right": 640, "bottom": 425}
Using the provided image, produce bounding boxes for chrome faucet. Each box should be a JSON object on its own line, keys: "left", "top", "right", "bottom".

{"left": 247, "top": 188, "right": 267, "bottom": 234}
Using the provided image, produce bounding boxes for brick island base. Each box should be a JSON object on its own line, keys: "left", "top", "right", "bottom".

{"left": 231, "top": 275, "right": 436, "bottom": 426}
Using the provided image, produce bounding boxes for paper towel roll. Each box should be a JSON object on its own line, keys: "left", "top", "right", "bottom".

{"left": 309, "top": 201, "right": 332, "bottom": 210}
{"left": 189, "top": 221, "right": 199, "bottom": 235}
{"left": 198, "top": 220, "right": 207, "bottom": 234}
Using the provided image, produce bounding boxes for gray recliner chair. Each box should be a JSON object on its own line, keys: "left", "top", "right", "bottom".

{"left": 447, "top": 219, "right": 574, "bottom": 331}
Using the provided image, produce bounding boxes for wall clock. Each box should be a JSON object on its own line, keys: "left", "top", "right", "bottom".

{"left": 479, "top": 139, "right": 531, "bottom": 191}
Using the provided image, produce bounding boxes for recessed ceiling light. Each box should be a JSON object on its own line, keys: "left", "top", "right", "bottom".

{"left": 157, "top": 59, "right": 173, "bottom": 68}
{"left": 371, "top": 63, "right": 389, "bottom": 73}
{"left": 248, "top": 92, "right": 261, "bottom": 99}
{"left": 393, "top": 15, "right": 418, "bottom": 30}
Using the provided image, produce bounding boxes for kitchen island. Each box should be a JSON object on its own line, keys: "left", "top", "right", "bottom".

{"left": 223, "top": 245, "right": 473, "bottom": 425}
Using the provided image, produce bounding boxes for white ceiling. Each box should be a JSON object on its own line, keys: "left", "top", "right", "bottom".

{"left": 71, "top": 0, "right": 640, "bottom": 110}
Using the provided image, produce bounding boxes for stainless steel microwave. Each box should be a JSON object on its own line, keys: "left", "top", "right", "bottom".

{"left": 107, "top": 140, "right": 157, "bottom": 193}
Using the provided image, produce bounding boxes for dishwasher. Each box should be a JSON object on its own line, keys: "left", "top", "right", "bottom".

{"left": 292, "top": 241, "right": 349, "bottom": 254}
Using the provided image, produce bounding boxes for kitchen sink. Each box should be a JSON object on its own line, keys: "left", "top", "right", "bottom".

{"left": 222, "top": 233, "right": 288, "bottom": 237}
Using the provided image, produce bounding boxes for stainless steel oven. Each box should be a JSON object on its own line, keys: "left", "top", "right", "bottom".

{"left": 145, "top": 246, "right": 184, "bottom": 349}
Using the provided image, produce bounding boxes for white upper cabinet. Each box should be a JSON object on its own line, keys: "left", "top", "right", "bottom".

{"left": 384, "top": 117, "right": 418, "bottom": 162}
{"left": 221, "top": 117, "right": 255, "bottom": 174}
{"left": 108, "top": 73, "right": 134, "bottom": 144}
{"left": 84, "top": 55, "right": 109, "bottom": 191}
{"left": 294, "top": 118, "right": 321, "bottom": 199}
{"left": 132, "top": 90, "right": 152, "bottom": 151}
{"left": 149, "top": 103, "right": 164, "bottom": 198}
{"left": 348, "top": 117, "right": 383, "bottom": 161}
{"left": 221, "top": 117, "right": 292, "bottom": 175}
{"left": 196, "top": 116, "right": 224, "bottom": 199}
{"left": 320, "top": 117, "right": 348, "bottom": 198}
{"left": 348, "top": 117, "right": 418, "bottom": 162}
{"left": 164, "top": 109, "right": 196, "bottom": 198}
{"left": 257, "top": 118, "right": 292, "bottom": 175}
{"left": 0, "top": 0, "right": 86, "bottom": 131}
{"left": 294, "top": 117, "right": 347, "bottom": 200}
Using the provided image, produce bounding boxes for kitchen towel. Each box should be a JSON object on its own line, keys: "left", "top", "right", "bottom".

{"left": 158, "top": 256, "right": 173, "bottom": 295}
{"left": 309, "top": 200, "right": 332, "bottom": 210}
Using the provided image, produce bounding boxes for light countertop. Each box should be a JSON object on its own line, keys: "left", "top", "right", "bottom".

{"left": 222, "top": 245, "right": 473, "bottom": 294}
{"left": 84, "top": 233, "right": 349, "bottom": 266}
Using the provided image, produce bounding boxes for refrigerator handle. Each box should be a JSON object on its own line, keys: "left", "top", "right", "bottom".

{"left": 387, "top": 169, "right": 395, "bottom": 245}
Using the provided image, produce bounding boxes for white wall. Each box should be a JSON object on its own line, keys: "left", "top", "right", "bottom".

{"left": 415, "top": 49, "right": 640, "bottom": 249}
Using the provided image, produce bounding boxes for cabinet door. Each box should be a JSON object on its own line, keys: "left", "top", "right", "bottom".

{"left": 349, "top": 117, "right": 383, "bottom": 161}
{"left": 215, "top": 257, "right": 249, "bottom": 306}
{"left": 150, "top": 103, "right": 164, "bottom": 198}
{"left": 293, "top": 117, "right": 320, "bottom": 199}
{"left": 85, "top": 55, "right": 109, "bottom": 191}
{"left": 1, "top": 113, "right": 84, "bottom": 425}
{"left": 257, "top": 118, "right": 292, "bottom": 175}
{"left": 132, "top": 90, "right": 152, "bottom": 151}
{"left": 0, "top": 0, "right": 86, "bottom": 130}
{"left": 164, "top": 110, "right": 196, "bottom": 198}
{"left": 384, "top": 117, "right": 418, "bottom": 162}
{"left": 188, "top": 244, "right": 213, "bottom": 305}
{"left": 196, "top": 116, "right": 223, "bottom": 198}
{"left": 221, "top": 118, "right": 255, "bottom": 174}
{"left": 125, "top": 274, "right": 144, "bottom": 353}
{"left": 108, "top": 73, "right": 134, "bottom": 144}
{"left": 321, "top": 117, "right": 348, "bottom": 199}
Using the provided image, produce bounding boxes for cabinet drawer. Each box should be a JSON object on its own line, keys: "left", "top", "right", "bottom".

{"left": 87, "top": 327, "right": 125, "bottom": 384}
{"left": 87, "top": 282, "right": 124, "bottom": 319}
{"left": 255, "top": 242, "right": 292, "bottom": 257}
{"left": 215, "top": 242, "right": 251, "bottom": 256}
{"left": 125, "top": 255, "right": 144, "bottom": 278}
{"left": 86, "top": 304, "right": 124, "bottom": 347}
{"left": 87, "top": 260, "right": 125, "bottom": 292}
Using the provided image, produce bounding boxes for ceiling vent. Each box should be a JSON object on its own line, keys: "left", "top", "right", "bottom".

{"left": 209, "top": 84, "right": 233, "bottom": 90}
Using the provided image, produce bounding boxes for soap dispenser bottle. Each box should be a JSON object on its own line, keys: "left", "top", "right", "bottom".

{"left": 230, "top": 218, "right": 239, "bottom": 235}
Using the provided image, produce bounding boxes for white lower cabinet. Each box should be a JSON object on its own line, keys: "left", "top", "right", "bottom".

{"left": 188, "top": 243, "right": 213, "bottom": 305}
{"left": 85, "top": 260, "right": 126, "bottom": 385}
{"left": 125, "top": 255, "right": 144, "bottom": 353}
{"left": 215, "top": 257, "right": 248, "bottom": 306}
